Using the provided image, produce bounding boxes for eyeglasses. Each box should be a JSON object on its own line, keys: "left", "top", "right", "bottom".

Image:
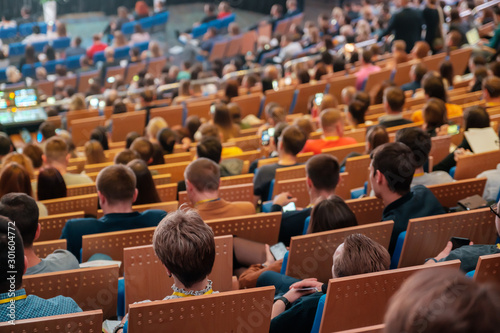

{"left": 490, "top": 203, "right": 500, "bottom": 219}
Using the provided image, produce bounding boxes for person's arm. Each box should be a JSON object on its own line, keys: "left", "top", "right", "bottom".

{"left": 487, "top": 27, "right": 500, "bottom": 49}
{"left": 377, "top": 15, "right": 396, "bottom": 41}
{"left": 272, "top": 288, "right": 315, "bottom": 319}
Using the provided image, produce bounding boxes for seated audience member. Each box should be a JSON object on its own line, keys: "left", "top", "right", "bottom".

{"left": 346, "top": 99, "right": 369, "bottom": 129}
{"left": 146, "top": 117, "right": 168, "bottom": 145}
{"left": 43, "top": 137, "right": 93, "bottom": 186}
{"left": 130, "top": 137, "right": 154, "bottom": 165}
{"left": 301, "top": 109, "right": 357, "bottom": 155}
{"left": 439, "top": 60, "right": 454, "bottom": 89}
{"left": 134, "top": 0, "right": 150, "bottom": 20}
{"left": 211, "top": 103, "right": 240, "bottom": 142}
{"left": 341, "top": 125, "right": 389, "bottom": 168}
{"left": 271, "top": 154, "right": 341, "bottom": 244}
{"left": 184, "top": 158, "right": 255, "bottom": 220}
{"left": 422, "top": 98, "right": 448, "bottom": 137}
{"left": 483, "top": 76, "right": 500, "bottom": 108}
{"left": 468, "top": 66, "right": 488, "bottom": 93}
{"left": 396, "top": 128, "right": 453, "bottom": 187}
{"left": 23, "top": 144, "right": 44, "bottom": 171}
{"left": 86, "top": 34, "right": 107, "bottom": 60}
{"left": 411, "top": 41, "right": 431, "bottom": 60}
{"left": 258, "top": 234, "right": 390, "bottom": 333}
{"left": 197, "top": 124, "right": 243, "bottom": 158}
{"left": 433, "top": 105, "right": 490, "bottom": 173}
{"left": 172, "top": 80, "right": 192, "bottom": 105}
{"left": 90, "top": 126, "right": 109, "bottom": 151}
{"left": 2, "top": 152, "right": 35, "bottom": 179}
{"left": 61, "top": 164, "right": 167, "bottom": 258}
{"left": 130, "top": 24, "right": 150, "bottom": 45}
{"left": 84, "top": 140, "right": 106, "bottom": 165}
{"left": 0, "top": 133, "right": 13, "bottom": 160}
{"left": 401, "top": 62, "right": 427, "bottom": 94}
{"left": 284, "top": 0, "right": 300, "bottom": 18}
{"left": 253, "top": 125, "right": 307, "bottom": 203}
{"left": 65, "top": 36, "right": 86, "bottom": 58}
{"left": 114, "top": 149, "right": 141, "bottom": 165}
{"left": 0, "top": 193, "right": 78, "bottom": 275}
{"left": 355, "top": 49, "right": 381, "bottom": 90}
{"left": 113, "top": 208, "right": 217, "bottom": 333}
{"left": 125, "top": 132, "right": 141, "bottom": 149}
{"left": 238, "top": 195, "right": 358, "bottom": 288}
{"left": 278, "top": 33, "right": 303, "bottom": 62}
{"left": 22, "top": 25, "right": 48, "bottom": 44}
{"left": 0, "top": 218, "right": 82, "bottom": 322}
{"left": 37, "top": 167, "right": 67, "bottom": 201}
{"left": 384, "top": 268, "right": 500, "bottom": 332}
{"left": 157, "top": 128, "right": 177, "bottom": 155}
{"left": 0, "top": 163, "right": 48, "bottom": 217}
{"left": 370, "top": 143, "right": 445, "bottom": 255}
{"left": 127, "top": 159, "right": 160, "bottom": 205}
{"left": 378, "top": 87, "right": 413, "bottom": 128}
{"left": 37, "top": 121, "right": 57, "bottom": 151}
{"left": 217, "top": 1, "right": 232, "bottom": 19}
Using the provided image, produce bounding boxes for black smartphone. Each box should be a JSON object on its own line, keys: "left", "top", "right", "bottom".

{"left": 270, "top": 242, "right": 287, "bottom": 261}
{"left": 450, "top": 236, "right": 470, "bottom": 251}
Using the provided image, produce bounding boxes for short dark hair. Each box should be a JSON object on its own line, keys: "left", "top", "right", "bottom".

{"left": 153, "top": 209, "right": 215, "bottom": 288}
{"left": 37, "top": 167, "right": 67, "bottom": 201}
{"left": 39, "top": 121, "right": 56, "bottom": 140}
{"left": 395, "top": 127, "right": 431, "bottom": 168}
{"left": 308, "top": 195, "right": 357, "bottom": 234}
{"left": 114, "top": 149, "right": 140, "bottom": 165}
{"left": 0, "top": 133, "right": 11, "bottom": 156}
{"left": 464, "top": 105, "right": 490, "bottom": 131}
{"left": 366, "top": 125, "right": 389, "bottom": 153}
{"left": 348, "top": 100, "right": 368, "bottom": 124}
{"left": 361, "top": 49, "right": 373, "bottom": 63}
{"left": 125, "top": 131, "right": 141, "bottom": 149}
{"left": 0, "top": 193, "right": 39, "bottom": 247}
{"left": 281, "top": 125, "right": 307, "bottom": 156}
{"left": 185, "top": 158, "right": 220, "bottom": 192}
{"left": 23, "top": 144, "right": 43, "bottom": 168}
{"left": 130, "top": 137, "right": 154, "bottom": 163}
{"left": 413, "top": 62, "right": 427, "bottom": 83}
{"left": 197, "top": 136, "right": 222, "bottom": 163}
{"left": 127, "top": 159, "right": 160, "bottom": 205}
{"left": 384, "top": 87, "right": 405, "bottom": 112}
{"left": 0, "top": 217, "right": 25, "bottom": 293}
{"left": 423, "top": 98, "right": 447, "bottom": 130}
{"left": 306, "top": 154, "right": 340, "bottom": 191}
{"left": 157, "top": 128, "right": 177, "bottom": 154}
{"left": 483, "top": 76, "right": 500, "bottom": 98}
{"left": 371, "top": 142, "right": 415, "bottom": 195}
{"left": 423, "top": 74, "right": 447, "bottom": 102}
{"left": 96, "top": 164, "right": 137, "bottom": 205}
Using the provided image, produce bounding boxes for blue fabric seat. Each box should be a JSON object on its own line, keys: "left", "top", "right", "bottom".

{"left": 310, "top": 294, "right": 327, "bottom": 333}
{"left": 0, "top": 27, "right": 17, "bottom": 39}
{"left": 65, "top": 55, "right": 82, "bottom": 70}
{"left": 9, "top": 43, "right": 25, "bottom": 56}
{"left": 52, "top": 37, "right": 71, "bottom": 50}
{"left": 390, "top": 231, "right": 406, "bottom": 269}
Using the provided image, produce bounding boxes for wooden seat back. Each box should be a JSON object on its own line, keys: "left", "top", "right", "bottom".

{"left": 263, "top": 86, "right": 296, "bottom": 117}
{"left": 449, "top": 48, "right": 473, "bottom": 75}
{"left": 84, "top": 161, "right": 113, "bottom": 174}
{"left": 345, "top": 197, "right": 384, "bottom": 225}
{"left": 164, "top": 151, "right": 195, "bottom": 164}
{"left": 124, "top": 235, "right": 234, "bottom": 309}
{"left": 209, "top": 39, "right": 229, "bottom": 62}
{"left": 318, "top": 261, "right": 461, "bottom": 333}
{"left": 33, "top": 239, "right": 67, "bottom": 258}
{"left": 77, "top": 70, "right": 100, "bottom": 93}
{"left": 398, "top": 208, "right": 497, "bottom": 268}
{"left": 344, "top": 154, "right": 370, "bottom": 189}
{"left": 104, "top": 66, "right": 126, "bottom": 88}
{"left": 0, "top": 310, "right": 103, "bottom": 332}
{"left": 226, "top": 136, "right": 261, "bottom": 151}
{"left": 219, "top": 173, "right": 254, "bottom": 186}
{"left": 392, "top": 61, "right": 413, "bottom": 86}
{"left": 454, "top": 150, "right": 500, "bottom": 180}
{"left": 327, "top": 75, "right": 357, "bottom": 102}
{"left": 23, "top": 266, "right": 119, "bottom": 319}
{"left": 38, "top": 211, "right": 85, "bottom": 241}
{"left": 241, "top": 30, "right": 257, "bottom": 54}
{"left": 429, "top": 135, "right": 451, "bottom": 165}
{"left": 152, "top": 173, "right": 172, "bottom": 186}
{"left": 225, "top": 35, "right": 243, "bottom": 58}
{"left": 67, "top": 183, "right": 97, "bottom": 197}
{"left": 156, "top": 183, "right": 178, "bottom": 202}
{"left": 422, "top": 53, "right": 447, "bottom": 72}
{"left": 364, "top": 68, "right": 392, "bottom": 94}
{"left": 110, "top": 110, "right": 147, "bottom": 142}
{"left": 147, "top": 56, "right": 167, "bottom": 78}
{"left": 149, "top": 161, "right": 189, "bottom": 183}
{"left": 178, "top": 183, "right": 254, "bottom": 207}
{"left": 321, "top": 142, "right": 366, "bottom": 163}
{"left": 96, "top": 201, "right": 178, "bottom": 219}
{"left": 292, "top": 81, "right": 328, "bottom": 114}
{"left": 473, "top": 253, "right": 500, "bottom": 285}
{"left": 334, "top": 324, "right": 385, "bottom": 333}
{"left": 150, "top": 104, "right": 184, "bottom": 127}
{"left": 286, "top": 221, "right": 394, "bottom": 283}
{"left": 125, "top": 61, "right": 146, "bottom": 84}
{"left": 427, "top": 178, "right": 486, "bottom": 209}
{"left": 127, "top": 286, "right": 274, "bottom": 333}
{"left": 231, "top": 93, "right": 262, "bottom": 118}
{"left": 40, "top": 193, "right": 98, "bottom": 216}
{"left": 66, "top": 109, "right": 99, "bottom": 130}
{"left": 257, "top": 152, "right": 313, "bottom": 168}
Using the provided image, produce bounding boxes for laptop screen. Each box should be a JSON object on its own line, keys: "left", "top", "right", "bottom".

{"left": 14, "top": 88, "right": 38, "bottom": 108}
{"left": 466, "top": 28, "right": 480, "bottom": 46}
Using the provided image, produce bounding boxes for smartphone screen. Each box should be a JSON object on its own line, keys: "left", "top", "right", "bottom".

{"left": 268, "top": 127, "right": 275, "bottom": 138}
{"left": 20, "top": 129, "right": 32, "bottom": 144}
{"left": 448, "top": 124, "right": 459, "bottom": 135}
{"left": 261, "top": 130, "right": 270, "bottom": 146}
{"left": 36, "top": 132, "right": 43, "bottom": 143}
{"left": 450, "top": 236, "right": 470, "bottom": 250}
{"left": 283, "top": 202, "right": 296, "bottom": 212}
{"left": 315, "top": 93, "right": 324, "bottom": 106}
{"left": 270, "top": 242, "right": 287, "bottom": 261}
{"left": 272, "top": 80, "right": 278, "bottom": 91}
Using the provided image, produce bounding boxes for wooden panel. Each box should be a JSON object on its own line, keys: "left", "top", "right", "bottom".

{"left": 364, "top": 68, "right": 392, "bottom": 94}
{"left": 156, "top": 183, "right": 177, "bottom": 202}
{"left": 275, "top": 165, "right": 306, "bottom": 182}
{"left": 427, "top": 178, "right": 486, "bottom": 209}
{"left": 40, "top": 193, "right": 98, "bottom": 216}
{"left": 104, "top": 66, "right": 126, "bottom": 88}
{"left": 83, "top": 162, "right": 112, "bottom": 174}
{"left": 147, "top": 57, "right": 167, "bottom": 78}
{"left": 226, "top": 136, "right": 260, "bottom": 152}
{"left": 272, "top": 177, "right": 309, "bottom": 208}
{"left": 38, "top": 211, "right": 85, "bottom": 241}
{"left": 33, "top": 239, "right": 67, "bottom": 258}
{"left": 110, "top": 110, "right": 147, "bottom": 142}
{"left": 0, "top": 310, "right": 103, "bottom": 332}
{"left": 345, "top": 154, "right": 370, "bottom": 189}
{"left": 67, "top": 183, "right": 97, "bottom": 197}
{"left": 23, "top": 266, "right": 119, "bottom": 320}
{"left": 149, "top": 161, "right": 189, "bottom": 183}
{"left": 72, "top": 116, "right": 106, "bottom": 147}
{"left": 286, "top": 221, "right": 394, "bottom": 283}
{"left": 124, "top": 235, "right": 233, "bottom": 309}
{"left": 263, "top": 86, "right": 296, "bottom": 117}
{"left": 209, "top": 40, "right": 229, "bottom": 62}
{"left": 321, "top": 143, "right": 366, "bottom": 163}
{"left": 66, "top": 109, "right": 99, "bottom": 130}
{"left": 429, "top": 135, "right": 451, "bottom": 165}
{"left": 292, "top": 81, "right": 328, "bottom": 114}
{"left": 473, "top": 253, "right": 500, "bottom": 285}
{"left": 345, "top": 197, "right": 384, "bottom": 225}
{"left": 163, "top": 151, "right": 194, "bottom": 164}
{"left": 398, "top": 208, "right": 497, "bottom": 268}
{"left": 449, "top": 48, "right": 473, "bottom": 75}
{"left": 178, "top": 184, "right": 254, "bottom": 207}
{"left": 127, "top": 286, "right": 274, "bottom": 333}
{"left": 232, "top": 93, "right": 262, "bottom": 118}
{"left": 455, "top": 150, "right": 500, "bottom": 180}
{"left": 392, "top": 61, "right": 413, "bottom": 86}
{"left": 96, "top": 201, "right": 177, "bottom": 219}
{"left": 335, "top": 324, "right": 385, "bottom": 333}
{"left": 422, "top": 53, "right": 446, "bottom": 72}
{"left": 152, "top": 173, "right": 171, "bottom": 186}
{"left": 150, "top": 105, "right": 184, "bottom": 128}
{"left": 125, "top": 62, "right": 146, "bottom": 84}
{"left": 318, "top": 261, "right": 461, "bottom": 333}
{"left": 328, "top": 75, "right": 357, "bottom": 102}
{"left": 219, "top": 173, "right": 253, "bottom": 186}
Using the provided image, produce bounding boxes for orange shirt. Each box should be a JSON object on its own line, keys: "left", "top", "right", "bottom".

{"left": 411, "top": 103, "right": 463, "bottom": 123}
{"left": 301, "top": 136, "right": 358, "bottom": 155}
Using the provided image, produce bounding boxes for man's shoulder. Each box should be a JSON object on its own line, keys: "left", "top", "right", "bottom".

{"left": 26, "top": 293, "right": 82, "bottom": 314}
{"left": 139, "top": 209, "right": 168, "bottom": 219}
{"left": 63, "top": 172, "right": 93, "bottom": 185}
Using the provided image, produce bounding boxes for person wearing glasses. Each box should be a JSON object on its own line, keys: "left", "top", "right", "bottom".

{"left": 424, "top": 201, "right": 500, "bottom": 272}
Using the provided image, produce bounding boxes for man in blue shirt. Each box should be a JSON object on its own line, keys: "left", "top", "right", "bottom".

{"left": 61, "top": 164, "right": 167, "bottom": 259}
{"left": 0, "top": 218, "right": 81, "bottom": 323}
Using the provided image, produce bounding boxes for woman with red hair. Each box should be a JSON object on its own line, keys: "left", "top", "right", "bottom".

{"left": 134, "top": 1, "right": 150, "bottom": 20}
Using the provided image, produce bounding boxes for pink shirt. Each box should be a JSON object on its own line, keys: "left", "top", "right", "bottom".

{"left": 355, "top": 64, "right": 381, "bottom": 90}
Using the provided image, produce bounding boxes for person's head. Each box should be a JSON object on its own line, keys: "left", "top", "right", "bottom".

{"left": 383, "top": 87, "right": 405, "bottom": 113}
{"left": 392, "top": 40, "right": 407, "bottom": 54}
{"left": 96, "top": 164, "right": 137, "bottom": 207}
{"left": 306, "top": 154, "right": 340, "bottom": 193}
{"left": 0, "top": 163, "right": 32, "bottom": 198}
{"left": 32, "top": 25, "right": 41, "bottom": 35}
{"left": 279, "top": 125, "right": 307, "bottom": 157}
{"left": 423, "top": 98, "right": 447, "bottom": 131}
{"left": 153, "top": 209, "right": 215, "bottom": 288}
{"left": 157, "top": 128, "right": 176, "bottom": 154}
{"left": 483, "top": 76, "right": 500, "bottom": 100}
{"left": 185, "top": 158, "right": 220, "bottom": 199}
{"left": 204, "top": 3, "right": 216, "bottom": 15}
{"left": 224, "top": 80, "right": 239, "bottom": 101}
{"left": 0, "top": 217, "right": 25, "bottom": 293}
{"left": 0, "top": 193, "right": 39, "bottom": 249}
{"left": 37, "top": 167, "right": 67, "bottom": 201}
{"left": 332, "top": 233, "right": 390, "bottom": 278}
{"left": 395, "top": 127, "right": 431, "bottom": 169}
{"left": 318, "top": 94, "right": 339, "bottom": 113}
{"left": 348, "top": 100, "right": 368, "bottom": 126}
{"left": 84, "top": 140, "right": 106, "bottom": 165}
{"left": 384, "top": 268, "right": 500, "bottom": 333}
{"left": 411, "top": 62, "right": 427, "bottom": 83}
{"left": 227, "top": 103, "right": 242, "bottom": 125}
{"left": 219, "top": 1, "right": 231, "bottom": 13}
{"left": 293, "top": 116, "right": 315, "bottom": 139}
{"left": 69, "top": 93, "right": 86, "bottom": 111}
{"left": 296, "top": 69, "right": 310, "bottom": 84}
{"left": 130, "top": 137, "right": 154, "bottom": 164}
{"left": 320, "top": 109, "right": 344, "bottom": 136}
{"left": 341, "top": 86, "right": 357, "bottom": 105}
{"left": 114, "top": 149, "right": 141, "bottom": 165}
{"left": 370, "top": 142, "right": 415, "bottom": 197}
{"left": 366, "top": 125, "right": 389, "bottom": 154}
{"left": 422, "top": 74, "right": 447, "bottom": 102}
{"left": 127, "top": 159, "right": 160, "bottom": 205}
{"left": 308, "top": 195, "right": 358, "bottom": 234}
{"left": 125, "top": 131, "right": 141, "bottom": 149}
{"left": 463, "top": 105, "right": 490, "bottom": 131}
{"left": 228, "top": 22, "right": 240, "bottom": 36}
{"left": 23, "top": 144, "right": 43, "bottom": 169}
{"left": 146, "top": 117, "right": 168, "bottom": 142}
{"left": 185, "top": 116, "right": 202, "bottom": 141}
{"left": 265, "top": 103, "right": 286, "bottom": 126}
{"left": 439, "top": 60, "right": 454, "bottom": 87}
{"left": 412, "top": 41, "right": 430, "bottom": 59}
{"left": 43, "top": 137, "right": 69, "bottom": 166}
{"left": 113, "top": 31, "right": 127, "bottom": 47}
{"left": 135, "top": 1, "right": 149, "bottom": 16}
{"left": 38, "top": 121, "right": 56, "bottom": 141}
{"left": 3, "top": 152, "right": 34, "bottom": 179}
{"left": 196, "top": 136, "right": 222, "bottom": 163}
{"left": 286, "top": 0, "right": 298, "bottom": 10}
{"left": 360, "top": 49, "right": 373, "bottom": 65}
{"left": 0, "top": 133, "right": 11, "bottom": 158}
{"left": 90, "top": 126, "right": 109, "bottom": 151}
{"left": 113, "top": 101, "right": 127, "bottom": 115}
{"left": 117, "top": 6, "right": 128, "bottom": 18}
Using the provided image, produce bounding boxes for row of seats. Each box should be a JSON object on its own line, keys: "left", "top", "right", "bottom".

{"left": 0, "top": 21, "right": 49, "bottom": 39}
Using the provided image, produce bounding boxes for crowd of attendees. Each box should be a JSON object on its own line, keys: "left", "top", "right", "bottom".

{"left": 1, "top": 0, "right": 500, "bottom": 332}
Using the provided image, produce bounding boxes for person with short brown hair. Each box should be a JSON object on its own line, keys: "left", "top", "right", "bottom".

{"left": 61, "top": 164, "right": 167, "bottom": 258}
{"left": 301, "top": 109, "right": 357, "bottom": 155}
{"left": 384, "top": 268, "right": 500, "bottom": 333}
{"left": 378, "top": 87, "right": 413, "bottom": 128}
{"left": 184, "top": 158, "right": 255, "bottom": 220}
{"left": 130, "top": 137, "right": 154, "bottom": 165}
{"left": 483, "top": 75, "right": 500, "bottom": 107}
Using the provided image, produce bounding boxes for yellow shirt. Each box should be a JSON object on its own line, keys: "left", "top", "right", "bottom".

{"left": 411, "top": 103, "right": 463, "bottom": 123}
{"left": 221, "top": 146, "right": 243, "bottom": 158}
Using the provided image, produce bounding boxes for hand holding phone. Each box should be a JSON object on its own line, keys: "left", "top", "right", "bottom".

{"left": 270, "top": 242, "right": 287, "bottom": 261}
{"left": 450, "top": 237, "right": 471, "bottom": 250}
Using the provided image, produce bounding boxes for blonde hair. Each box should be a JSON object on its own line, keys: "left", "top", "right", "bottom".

{"left": 2, "top": 152, "right": 35, "bottom": 179}
{"left": 69, "top": 93, "right": 86, "bottom": 111}
{"left": 146, "top": 117, "right": 168, "bottom": 141}
{"left": 85, "top": 140, "right": 106, "bottom": 165}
